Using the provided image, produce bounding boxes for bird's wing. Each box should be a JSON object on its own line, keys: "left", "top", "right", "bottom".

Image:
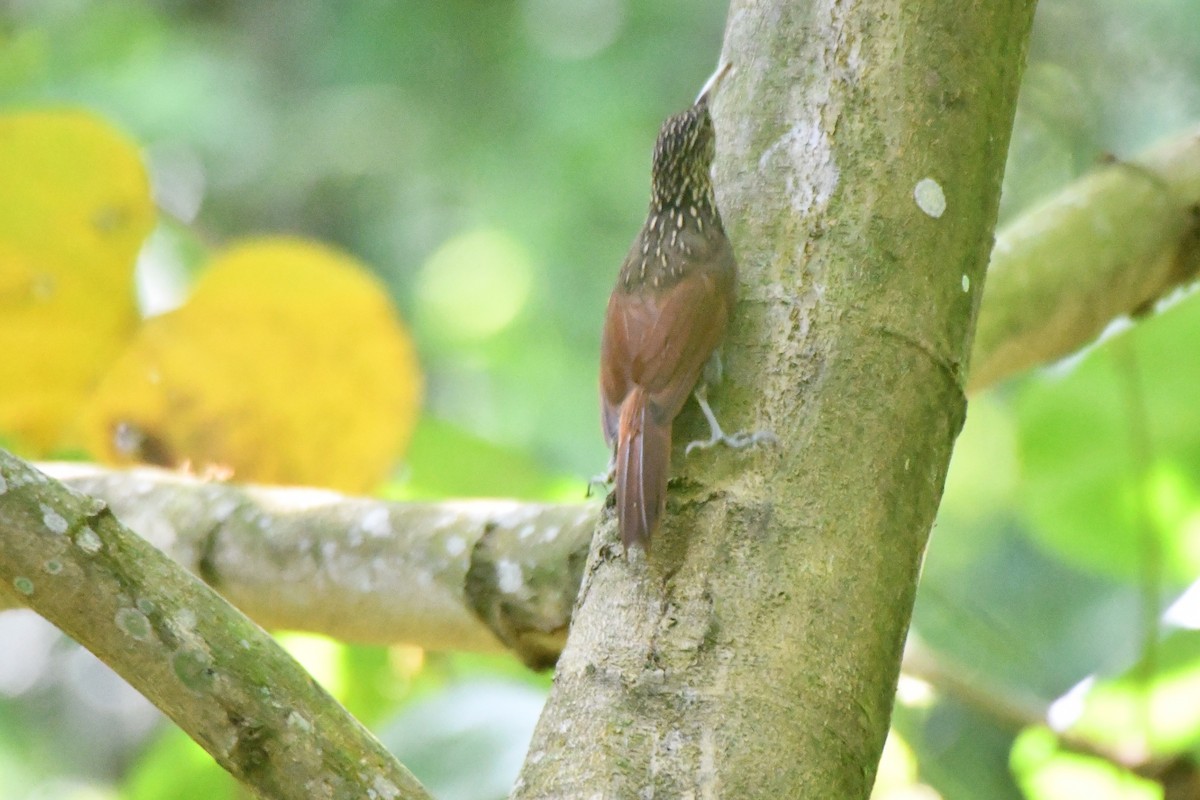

{"left": 600, "top": 233, "right": 735, "bottom": 444}
{"left": 632, "top": 268, "right": 731, "bottom": 422}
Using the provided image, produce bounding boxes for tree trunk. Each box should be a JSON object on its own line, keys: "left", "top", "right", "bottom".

{"left": 513, "top": 1, "right": 1036, "bottom": 797}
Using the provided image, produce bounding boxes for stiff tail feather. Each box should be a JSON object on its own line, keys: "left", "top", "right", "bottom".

{"left": 614, "top": 388, "right": 672, "bottom": 551}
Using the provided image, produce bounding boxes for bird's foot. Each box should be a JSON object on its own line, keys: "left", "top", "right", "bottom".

{"left": 685, "top": 385, "right": 777, "bottom": 456}
{"left": 686, "top": 428, "right": 777, "bottom": 456}
{"left": 586, "top": 458, "right": 616, "bottom": 498}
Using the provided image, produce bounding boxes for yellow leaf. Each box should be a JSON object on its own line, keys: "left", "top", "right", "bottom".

{"left": 0, "top": 110, "right": 154, "bottom": 454}
{"left": 81, "top": 237, "right": 423, "bottom": 494}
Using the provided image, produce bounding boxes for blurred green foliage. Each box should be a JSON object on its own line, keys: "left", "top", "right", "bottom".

{"left": 3, "top": 0, "right": 730, "bottom": 483}
{"left": 1, "top": 0, "right": 1200, "bottom": 798}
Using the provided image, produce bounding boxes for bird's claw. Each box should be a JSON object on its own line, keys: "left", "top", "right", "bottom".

{"left": 686, "top": 385, "right": 776, "bottom": 457}
{"left": 586, "top": 460, "right": 616, "bottom": 498}
{"left": 685, "top": 429, "right": 776, "bottom": 456}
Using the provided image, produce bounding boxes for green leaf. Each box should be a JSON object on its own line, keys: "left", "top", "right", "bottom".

{"left": 890, "top": 699, "right": 1025, "bottom": 800}
{"left": 1067, "top": 630, "right": 1200, "bottom": 756}
{"left": 1014, "top": 293, "right": 1200, "bottom": 584}
{"left": 1011, "top": 726, "right": 1161, "bottom": 800}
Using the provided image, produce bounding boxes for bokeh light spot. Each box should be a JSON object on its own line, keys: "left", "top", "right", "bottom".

{"left": 417, "top": 228, "right": 533, "bottom": 342}
{"left": 520, "top": 0, "right": 626, "bottom": 61}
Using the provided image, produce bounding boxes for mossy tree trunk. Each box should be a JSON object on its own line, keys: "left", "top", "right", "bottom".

{"left": 513, "top": 1, "right": 1037, "bottom": 797}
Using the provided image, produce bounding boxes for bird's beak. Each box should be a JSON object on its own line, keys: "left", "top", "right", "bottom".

{"left": 696, "top": 61, "right": 734, "bottom": 105}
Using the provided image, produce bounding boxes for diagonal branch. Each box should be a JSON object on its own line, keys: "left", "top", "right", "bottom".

{"left": 0, "top": 451, "right": 434, "bottom": 800}
{"left": 969, "top": 127, "right": 1200, "bottom": 393}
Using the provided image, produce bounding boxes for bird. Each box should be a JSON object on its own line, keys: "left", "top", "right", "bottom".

{"left": 599, "top": 62, "right": 770, "bottom": 552}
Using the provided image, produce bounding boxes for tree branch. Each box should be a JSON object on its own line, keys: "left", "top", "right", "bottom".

{"left": 0, "top": 451, "right": 433, "bottom": 800}
{"left": 14, "top": 463, "right": 1186, "bottom": 792}
{"left": 0, "top": 462, "right": 596, "bottom": 669}
{"left": 969, "top": 127, "right": 1200, "bottom": 393}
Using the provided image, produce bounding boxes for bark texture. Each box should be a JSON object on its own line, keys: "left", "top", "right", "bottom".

{"left": 2, "top": 464, "right": 594, "bottom": 666}
{"left": 969, "top": 127, "right": 1200, "bottom": 392}
{"left": 0, "top": 452, "right": 432, "bottom": 800}
{"left": 513, "top": 1, "right": 1036, "bottom": 798}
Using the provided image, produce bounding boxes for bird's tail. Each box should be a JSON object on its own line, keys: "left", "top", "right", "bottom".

{"left": 615, "top": 388, "right": 672, "bottom": 551}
